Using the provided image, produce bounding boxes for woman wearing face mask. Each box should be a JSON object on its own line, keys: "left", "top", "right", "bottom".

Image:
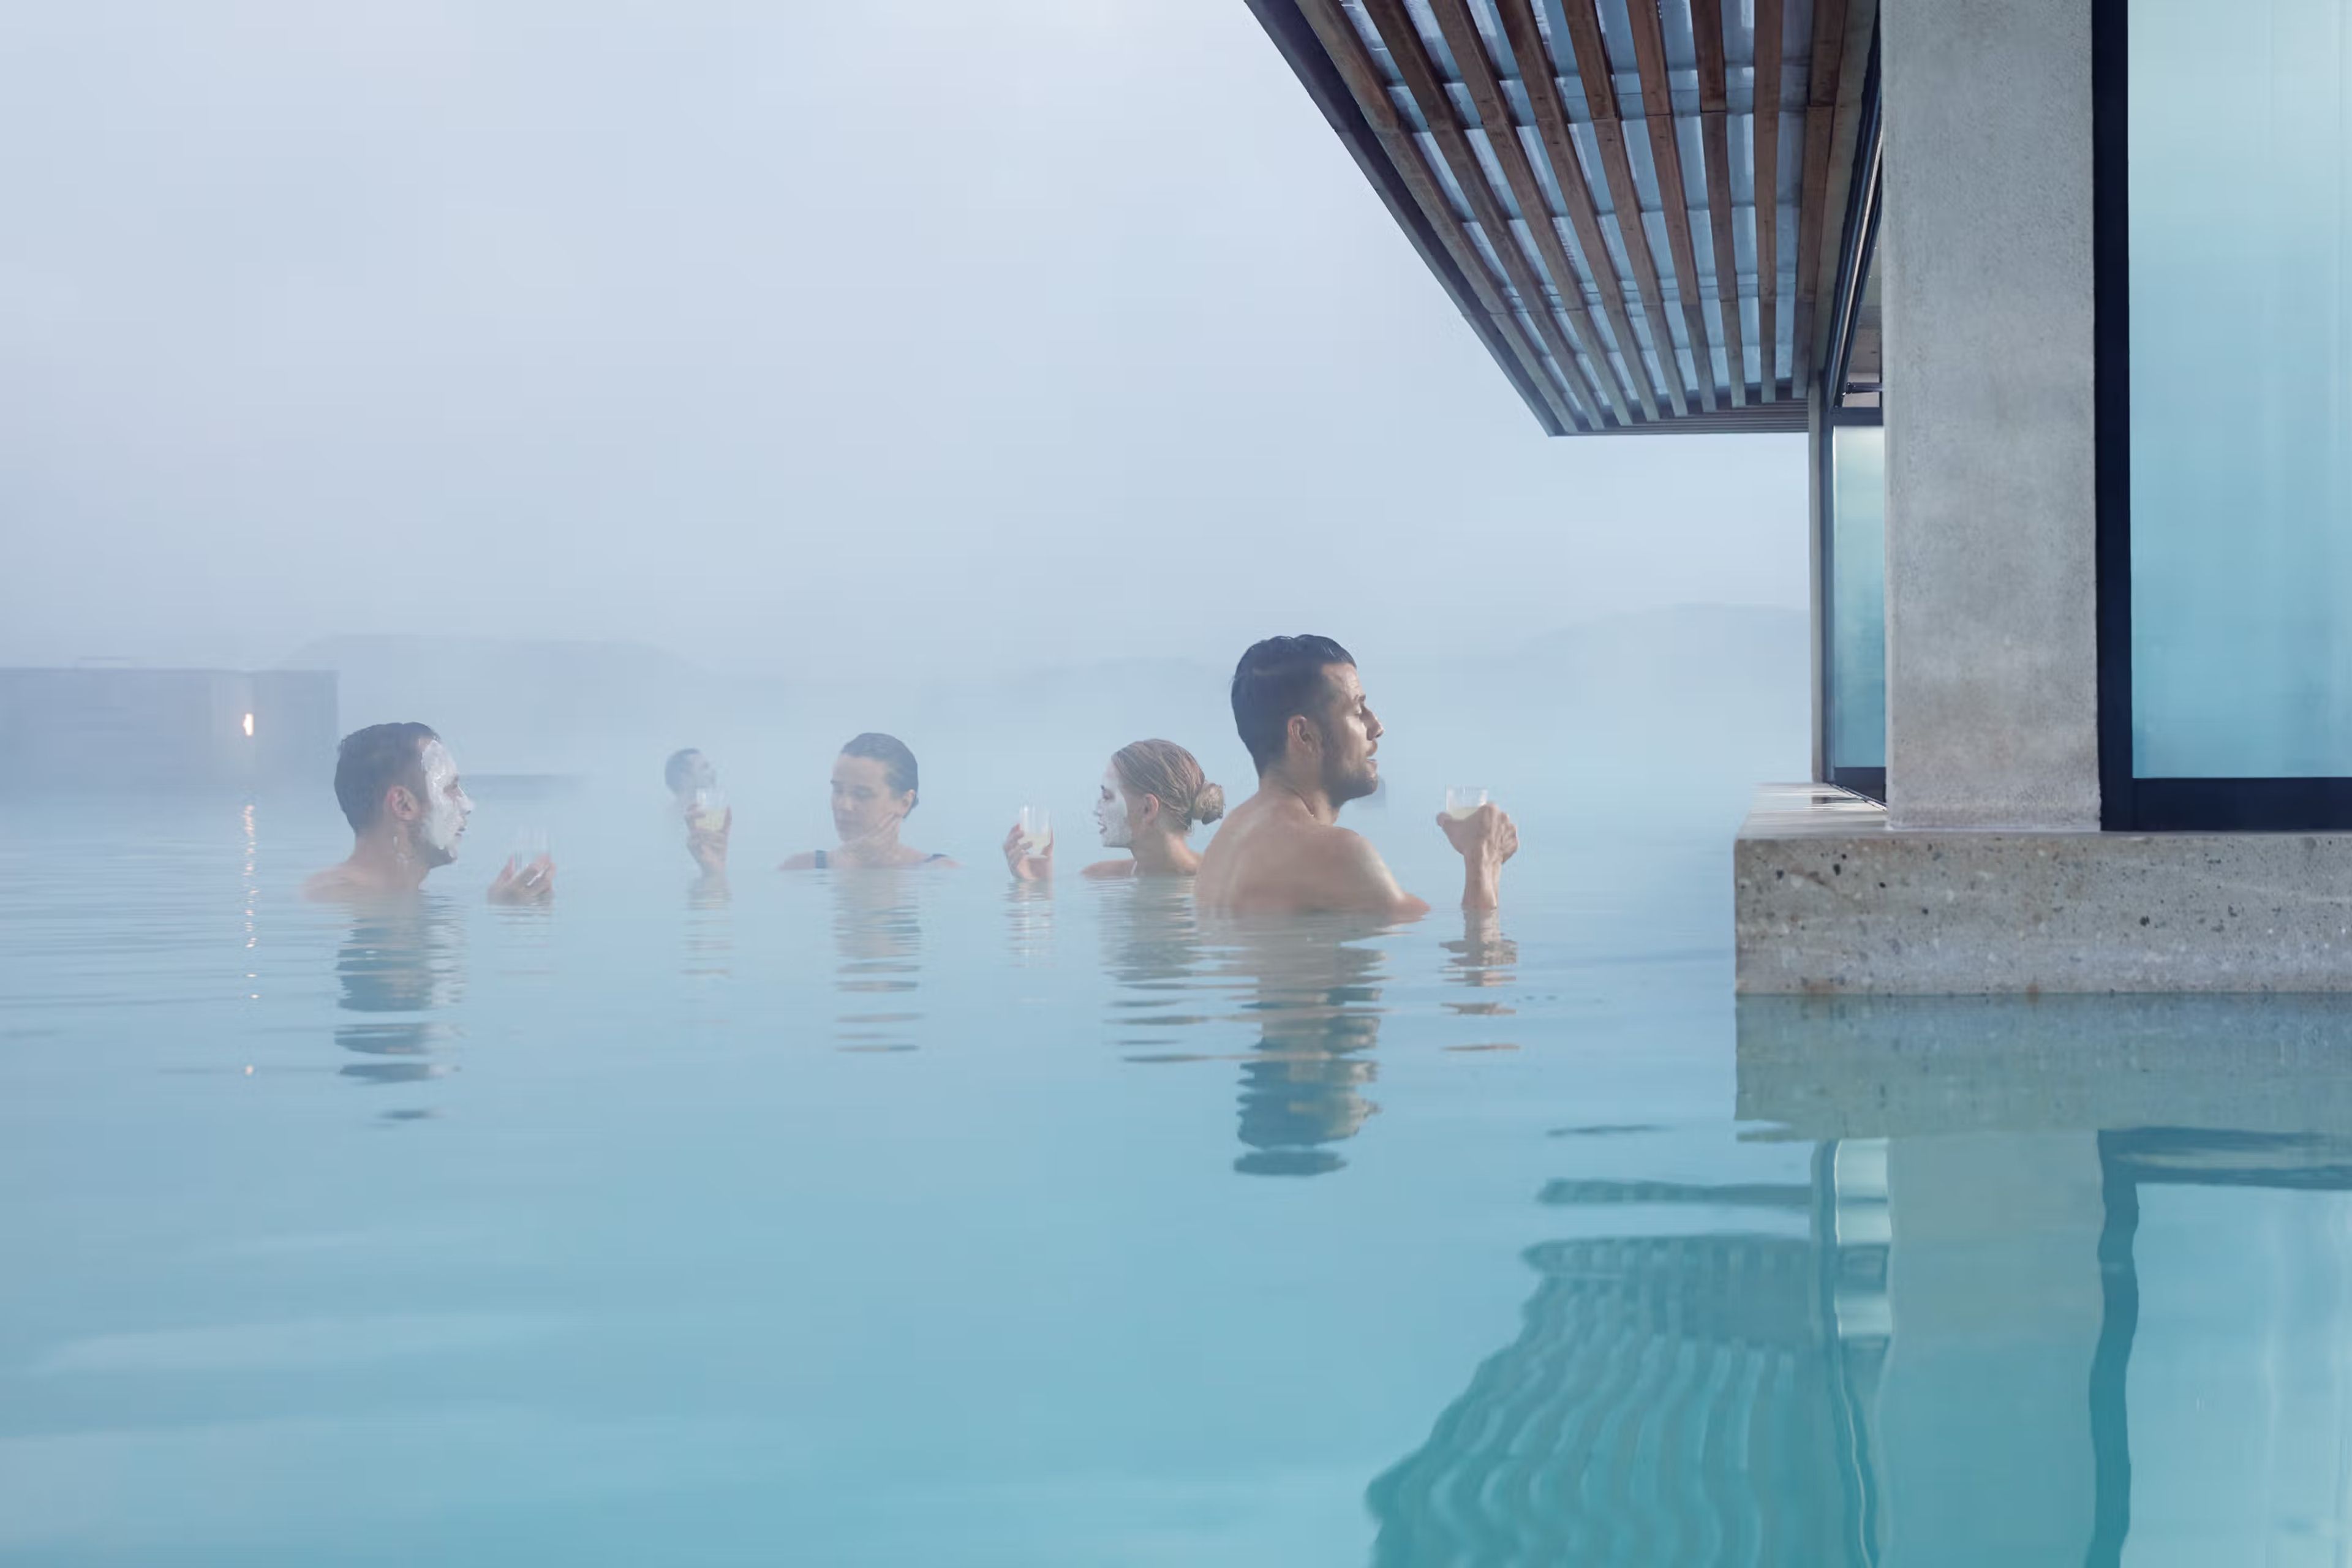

{"left": 1003, "top": 739, "right": 1224, "bottom": 881}
{"left": 782, "top": 733, "right": 957, "bottom": 870}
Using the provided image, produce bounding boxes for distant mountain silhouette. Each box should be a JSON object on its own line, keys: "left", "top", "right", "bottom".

{"left": 272, "top": 605, "right": 1809, "bottom": 794}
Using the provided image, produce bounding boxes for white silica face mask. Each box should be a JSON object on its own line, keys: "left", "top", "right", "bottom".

{"left": 1096, "top": 766, "right": 1133, "bottom": 849}
{"left": 417, "top": 739, "right": 472, "bottom": 856}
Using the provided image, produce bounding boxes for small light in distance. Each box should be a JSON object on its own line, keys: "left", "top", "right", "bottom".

{"left": 243, "top": 712, "right": 255, "bottom": 737}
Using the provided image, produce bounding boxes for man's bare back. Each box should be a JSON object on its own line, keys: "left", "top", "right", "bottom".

{"left": 1196, "top": 788, "right": 1425, "bottom": 918}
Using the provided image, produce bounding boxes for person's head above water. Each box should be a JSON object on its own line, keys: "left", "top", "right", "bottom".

{"left": 1200, "top": 634, "right": 1512, "bottom": 918}
{"left": 665, "top": 747, "right": 715, "bottom": 799}
{"left": 309, "top": 723, "right": 551, "bottom": 903}
{"left": 1098, "top": 739, "right": 1225, "bottom": 848}
{"left": 334, "top": 722, "right": 473, "bottom": 868}
{"left": 1230, "top": 634, "right": 1381, "bottom": 806}
{"left": 832, "top": 733, "right": 919, "bottom": 843}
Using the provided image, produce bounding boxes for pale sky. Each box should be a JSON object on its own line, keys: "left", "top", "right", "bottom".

{"left": 0, "top": 0, "right": 1806, "bottom": 681}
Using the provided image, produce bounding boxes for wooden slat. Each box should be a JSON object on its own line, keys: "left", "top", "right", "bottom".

{"left": 1752, "top": 0, "right": 1783, "bottom": 399}
{"left": 1292, "top": 0, "right": 1588, "bottom": 430}
{"left": 1807, "top": 0, "right": 1879, "bottom": 391}
{"left": 1790, "top": 0, "right": 1849, "bottom": 396}
{"left": 1623, "top": 0, "right": 1720, "bottom": 411}
{"left": 1493, "top": 0, "right": 1671, "bottom": 421}
{"left": 1689, "top": 0, "right": 1746, "bottom": 405}
{"left": 1553, "top": 0, "right": 1691, "bottom": 417}
{"left": 1358, "top": 0, "right": 1613, "bottom": 428}
{"left": 1245, "top": 0, "right": 1566, "bottom": 431}
{"left": 1425, "top": 0, "right": 1650, "bottom": 422}
{"left": 1593, "top": 402, "right": 1807, "bottom": 435}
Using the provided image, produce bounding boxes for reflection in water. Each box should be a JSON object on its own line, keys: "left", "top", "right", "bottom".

{"left": 1366, "top": 1174, "right": 1863, "bottom": 1566}
{"left": 1005, "top": 881, "right": 1053, "bottom": 967}
{"left": 1366, "top": 997, "right": 2352, "bottom": 1564}
{"left": 334, "top": 901, "right": 464, "bottom": 1087}
{"left": 240, "top": 802, "right": 260, "bottom": 1003}
{"left": 829, "top": 873, "right": 924, "bottom": 1052}
{"left": 1440, "top": 908, "right": 1518, "bottom": 1022}
{"left": 1099, "top": 880, "right": 1212, "bottom": 1055}
{"left": 1216, "top": 919, "right": 1389, "bottom": 1178}
{"left": 683, "top": 875, "right": 734, "bottom": 979}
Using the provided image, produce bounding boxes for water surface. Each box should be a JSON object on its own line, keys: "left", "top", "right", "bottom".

{"left": 5, "top": 788, "right": 2351, "bottom": 1565}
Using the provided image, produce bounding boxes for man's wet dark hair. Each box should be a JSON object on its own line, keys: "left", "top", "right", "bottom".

{"left": 1231, "top": 635, "right": 1355, "bottom": 773}
{"left": 334, "top": 722, "right": 439, "bottom": 832}
{"left": 842, "top": 732, "right": 920, "bottom": 807}
{"left": 664, "top": 748, "right": 703, "bottom": 794}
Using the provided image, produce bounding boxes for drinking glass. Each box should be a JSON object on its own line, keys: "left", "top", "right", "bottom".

{"left": 510, "top": 826, "right": 551, "bottom": 868}
{"left": 692, "top": 788, "right": 729, "bottom": 834}
{"left": 1444, "top": 787, "right": 1489, "bottom": 821}
{"left": 1019, "top": 805, "right": 1054, "bottom": 857}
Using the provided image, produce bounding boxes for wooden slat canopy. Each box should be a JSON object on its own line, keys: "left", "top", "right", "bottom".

{"left": 1247, "top": 0, "right": 1878, "bottom": 435}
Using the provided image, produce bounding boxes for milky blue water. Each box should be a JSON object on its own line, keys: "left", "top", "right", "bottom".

{"left": 7, "top": 785, "right": 2352, "bottom": 1565}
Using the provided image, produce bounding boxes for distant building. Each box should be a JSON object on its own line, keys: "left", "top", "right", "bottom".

{"left": 0, "top": 668, "right": 337, "bottom": 791}
{"left": 1251, "top": 0, "right": 2351, "bottom": 991}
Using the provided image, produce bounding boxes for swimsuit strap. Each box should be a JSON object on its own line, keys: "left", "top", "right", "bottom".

{"left": 924, "top": 853, "right": 947, "bottom": 863}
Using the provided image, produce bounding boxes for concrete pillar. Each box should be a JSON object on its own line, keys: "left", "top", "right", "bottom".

{"left": 1880, "top": 0, "right": 2099, "bottom": 829}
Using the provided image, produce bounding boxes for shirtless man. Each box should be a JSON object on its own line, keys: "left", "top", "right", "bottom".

{"left": 303, "top": 722, "right": 553, "bottom": 903}
{"left": 1196, "top": 635, "right": 1517, "bottom": 918}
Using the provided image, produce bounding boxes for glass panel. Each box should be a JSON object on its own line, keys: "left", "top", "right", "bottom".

{"left": 1830, "top": 423, "right": 1887, "bottom": 771}
{"left": 2130, "top": 0, "right": 2352, "bottom": 777}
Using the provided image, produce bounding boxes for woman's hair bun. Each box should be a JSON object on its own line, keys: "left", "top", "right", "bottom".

{"left": 1113, "top": 739, "right": 1223, "bottom": 832}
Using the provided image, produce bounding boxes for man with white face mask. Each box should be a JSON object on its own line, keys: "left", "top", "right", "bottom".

{"left": 304, "top": 722, "right": 554, "bottom": 903}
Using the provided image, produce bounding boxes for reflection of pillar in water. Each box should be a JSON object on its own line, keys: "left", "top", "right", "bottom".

{"left": 1875, "top": 1133, "right": 2103, "bottom": 1568}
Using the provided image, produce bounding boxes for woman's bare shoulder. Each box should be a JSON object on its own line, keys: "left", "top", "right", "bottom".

{"left": 1080, "top": 860, "right": 1136, "bottom": 880}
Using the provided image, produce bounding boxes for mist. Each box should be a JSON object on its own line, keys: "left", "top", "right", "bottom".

{"left": 0, "top": 0, "right": 1804, "bottom": 710}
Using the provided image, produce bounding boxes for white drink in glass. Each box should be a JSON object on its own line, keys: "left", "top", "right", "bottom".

{"left": 1019, "top": 805, "right": 1054, "bottom": 858}
{"left": 1444, "top": 787, "right": 1488, "bottom": 821}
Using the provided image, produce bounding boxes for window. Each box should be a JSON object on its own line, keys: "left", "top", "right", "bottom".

{"left": 2101, "top": 0, "right": 2352, "bottom": 827}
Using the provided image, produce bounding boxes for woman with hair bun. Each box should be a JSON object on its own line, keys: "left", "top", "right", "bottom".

{"left": 783, "top": 732, "right": 957, "bottom": 870}
{"left": 1004, "top": 739, "right": 1224, "bottom": 881}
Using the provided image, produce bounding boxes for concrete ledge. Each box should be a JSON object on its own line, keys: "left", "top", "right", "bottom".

{"left": 1735, "top": 783, "right": 2352, "bottom": 993}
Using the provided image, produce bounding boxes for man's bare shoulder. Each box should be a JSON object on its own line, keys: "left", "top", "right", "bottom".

{"left": 1289, "top": 822, "right": 1404, "bottom": 892}
{"left": 302, "top": 862, "right": 398, "bottom": 903}
{"left": 302, "top": 862, "right": 359, "bottom": 899}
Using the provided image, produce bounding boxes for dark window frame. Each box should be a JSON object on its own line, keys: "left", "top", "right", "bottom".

{"left": 1820, "top": 406, "right": 1887, "bottom": 802}
{"left": 2092, "top": 0, "right": 2352, "bottom": 830}
{"left": 1816, "top": 36, "right": 1886, "bottom": 805}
